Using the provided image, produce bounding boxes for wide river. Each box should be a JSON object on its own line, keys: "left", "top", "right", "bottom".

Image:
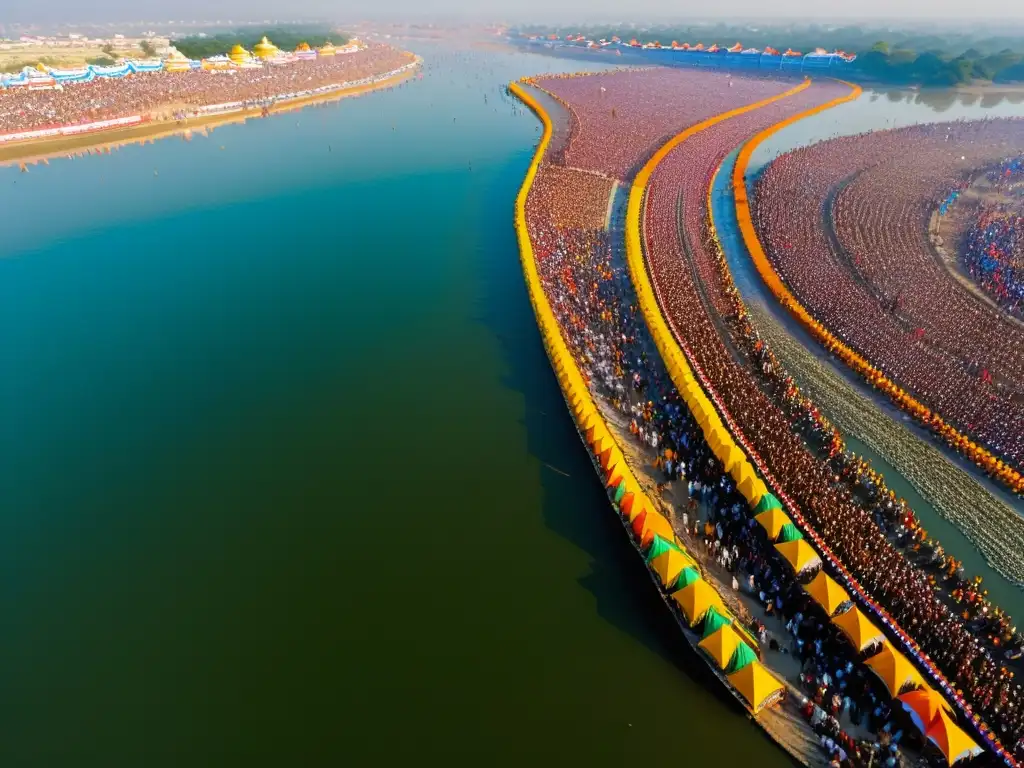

{"left": 3, "top": 42, "right": 1024, "bottom": 765}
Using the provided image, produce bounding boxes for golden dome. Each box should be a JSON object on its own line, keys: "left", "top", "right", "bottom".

{"left": 35, "top": 62, "right": 48, "bottom": 72}
{"left": 318, "top": 41, "right": 336, "bottom": 55}
{"left": 295, "top": 41, "right": 311, "bottom": 52}
{"left": 230, "top": 44, "right": 246, "bottom": 55}
{"left": 253, "top": 36, "right": 278, "bottom": 59}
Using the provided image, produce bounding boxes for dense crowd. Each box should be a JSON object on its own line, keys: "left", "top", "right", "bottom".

{"left": 963, "top": 156, "right": 1024, "bottom": 319}
{"left": 535, "top": 69, "right": 795, "bottom": 180}
{"left": 524, "top": 93, "right": 952, "bottom": 766}
{"left": 751, "top": 120, "right": 1024, "bottom": 474}
{"left": 0, "top": 44, "right": 413, "bottom": 132}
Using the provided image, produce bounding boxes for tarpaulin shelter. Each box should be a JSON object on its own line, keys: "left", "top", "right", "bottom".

{"left": 633, "top": 509, "right": 675, "bottom": 547}
{"left": 671, "top": 580, "right": 726, "bottom": 627}
{"left": 726, "top": 639, "right": 758, "bottom": 673}
{"left": 650, "top": 548, "right": 693, "bottom": 589}
{"left": 755, "top": 507, "right": 792, "bottom": 540}
{"left": 777, "top": 523, "right": 803, "bottom": 542}
{"left": 699, "top": 624, "right": 743, "bottom": 669}
{"left": 754, "top": 492, "right": 782, "bottom": 515}
{"left": 925, "top": 708, "right": 983, "bottom": 765}
{"left": 645, "top": 534, "right": 680, "bottom": 560}
{"left": 727, "top": 661, "right": 785, "bottom": 714}
{"left": 775, "top": 539, "right": 821, "bottom": 574}
{"left": 674, "top": 566, "right": 701, "bottom": 591}
{"left": 899, "top": 688, "right": 953, "bottom": 733}
{"left": 804, "top": 571, "right": 850, "bottom": 617}
{"left": 832, "top": 607, "right": 884, "bottom": 652}
{"left": 716, "top": 443, "right": 747, "bottom": 475}
{"left": 702, "top": 605, "right": 733, "bottom": 638}
{"left": 738, "top": 473, "right": 768, "bottom": 506}
{"left": 866, "top": 643, "right": 925, "bottom": 696}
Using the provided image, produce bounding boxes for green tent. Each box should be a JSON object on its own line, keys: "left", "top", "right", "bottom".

{"left": 777, "top": 523, "right": 804, "bottom": 543}
{"left": 613, "top": 479, "right": 627, "bottom": 505}
{"left": 726, "top": 641, "right": 758, "bottom": 674}
{"left": 754, "top": 493, "right": 782, "bottom": 515}
{"left": 674, "top": 566, "right": 701, "bottom": 591}
{"left": 702, "top": 605, "right": 733, "bottom": 638}
{"left": 645, "top": 534, "right": 682, "bottom": 563}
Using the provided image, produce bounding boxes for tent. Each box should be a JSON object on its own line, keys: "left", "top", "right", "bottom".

{"left": 832, "top": 607, "right": 884, "bottom": 652}
{"left": 865, "top": 643, "right": 925, "bottom": 697}
{"left": 754, "top": 492, "right": 782, "bottom": 514}
{"left": 925, "top": 709, "right": 983, "bottom": 765}
{"left": 899, "top": 688, "right": 954, "bottom": 733}
{"left": 671, "top": 580, "right": 726, "bottom": 626}
{"left": 635, "top": 510, "right": 676, "bottom": 547}
{"left": 716, "top": 443, "right": 746, "bottom": 474}
{"left": 727, "top": 661, "right": 785, "bottom": 714}
{"left": 674, "top": 566, "right": 701, "bottom": 591}
{"left": 804, "top": 571, "right": 850, "bottom": 617}
{"left": 650, "top": 548, "right": 693, "bottom": 589}
{"left": 774, "top": 539, "right": 821, "bottom": 573}
{"left": 777, "top": 523, "right": 803, "bottom": 542}
{"left": 699, "top": 624, "right": 743, "bottom": 670}
{"left": 755, "top": 507, "right": 792, "bottom": 540}
{"left": 737, "top": 473, "right": 768, "bottom": 506}
{"left": 702, "top": 605, "right": 733, "bottom": 638}
{"left": 726, "top": 639, "right": 758, "bottom": 673}
{"left": 645, "top": 534, "right": 681, "bottom": 562}
{"left": 612, "top": 479, "right": 628, "bottom": 505}
{"left": 619, "top": 492, "right": 636, "bottom": 517}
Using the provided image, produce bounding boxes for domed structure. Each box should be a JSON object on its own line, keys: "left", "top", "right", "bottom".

{"left": 229, "top": 44, "right": 251, "bottom": 65}
{"left": 295, "top": 41, "right": 311, "bottom": 52}
{"left": 253, "top": 36, "right": 278, "bottom": 60}
{"left": 318, "top": 41, "right": 336, "bottom": 57}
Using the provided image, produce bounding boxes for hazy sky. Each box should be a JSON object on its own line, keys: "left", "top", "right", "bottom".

{"left": 4, "top": 0, "right": 1024, "bottom": 26}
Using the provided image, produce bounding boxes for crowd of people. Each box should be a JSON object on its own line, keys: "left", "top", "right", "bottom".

{"left": 523, "top": 83, "right": 951, "bottom": 766}
{"left": 962, "top": 156, "right": 1024, "bottom": 319}
{"left": 535, "top": 68, "right": 797, "bottom": 180}
{"left": 750, "top": 120, "right": 1024, "bottom": 475}
{"left": 525, "top": 68, "right": 1024, "bottom": 761}
{"left": 0, "top": 44, "right": 413, "bottom": 133}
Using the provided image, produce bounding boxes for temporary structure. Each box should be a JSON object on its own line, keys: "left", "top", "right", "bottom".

{"left": 754, "top": 492, "right": 782, "bottom": 515}
{"left": 726, "top": 640, "right": 758, "bottom": 674}
{"left": 755, "top": 507, "right": 792, "bottom": 540}
{"left": 899, "top": 688, "right": 954, "bottom": 733}
{"left": 865, "top": 643, "right": 925, "bottom": 697}
{"left": 671, "top": 579, "right": 726, "bottom": 626}
{"left": 699, "top": 624, "right": 743, "bottom": 670}
{"left": 701, "top": 605, "right": 733, "bottom": 638}
{"left": 774, "top": 539, "right": 821, "bottom": 573}
{"left": 832, "top": 607, "right": 885, "bottom": 652}
{"left": 727, "top": 661, "right": 785, "bottom": 714}
{"left": 925, "top": 709, "right": 983, "bottom": 765}
{"left": 650, "top": 548, "right": 693, "bottom": 589}
{"left": 777, "top": 523, "right": 803, "bottom": 542}
{"left": 673, "top": 566, "right": 701, "bottom": 591}
{"left": 804, "top": 571, "right": 851, "bottom": 617}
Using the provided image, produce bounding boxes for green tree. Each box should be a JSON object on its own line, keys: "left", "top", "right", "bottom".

{"left": 139, "top": 39, "right": 157, "bottom": 57}
{"left": 870, "top": 40, "right": 889, "bottom": 54}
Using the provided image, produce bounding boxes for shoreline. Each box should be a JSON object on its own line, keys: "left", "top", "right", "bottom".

{"left": 0, "top": 56, "right": 421, "bottom": 169}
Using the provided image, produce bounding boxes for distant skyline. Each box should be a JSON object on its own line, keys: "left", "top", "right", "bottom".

{"left": 3, "top": 1, "right": 1024, "bottom": 27}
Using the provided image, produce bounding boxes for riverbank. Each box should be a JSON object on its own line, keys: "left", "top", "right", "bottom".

{"left": 0, "top": 57, "right": 420, "bottom": 168}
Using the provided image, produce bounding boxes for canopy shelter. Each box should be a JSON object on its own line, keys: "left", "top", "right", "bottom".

{"left": 727, "top": 661, "right": 786, "bottom": 714}
{"left": 774, "top": 539, "right": 821, "bottom": 574}
{"left": 755, "top": 507, "right": 792, "bottom": 540}
{"left": 645, "top": 534, "right": 681, "bottom": 562}
{"left": 899, "top": 688, "right": 954, "bottom": 733}
{"left": 832, "top": 607, "right": 885, "bottom": 653}
{"left": 777, "top": 522, "right": 803, "bottom": 543}
{"left": 925, "top": 709, "right": 983, "bottom": 765}
{"left": 632, "top": 509, "right": 675, "bottom": 548}
{"left": 754, "top": 492, "right": 782, "bottom": 515}
{"left": 865, "top": 643, "right": 925, "bottom": 697}
{"left": 737, "top": 472, "right": 767, "bottom": 507}
{"left": 673, "top": 566, "right": 701, "bottom": 592}
{"left": 726, "top": 640, "right": 758, "bottom": 673}
{"left": 671, "top": 580, "right": 726, "bottom": 627}
{"left": 804, "top": 571, "right": 851, "bottom": 617}
{"left": 702, "top": 605, "right": 732, "bottom": 638}
{"left": 699, "top": 624, "right": 743, "bottom": 670}
{"left": 650, "top": 548, "right": 694, "bottom": 590}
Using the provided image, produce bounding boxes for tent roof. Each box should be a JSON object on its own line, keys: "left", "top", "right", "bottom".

{"left": 925, "top": 708, "right": 983, "bottom": 765}
{"left": 774, "top": 539, "right": 821, "bottom": 573}
{"left": 804, "top": 571, "right": 850, "bottom": 617}
{"left": 699, "top": 624, "right": 743, "bottom": 669}
{"left": 899, "top": 688, "right": 954, "bottom": 733}
{"left": 754, "top": 492, "right": 782, "bottom": 514}
{"left": 866, "top": 642, "right": 925, "bottom": 697}
{"left": 727, "top": 640, "right": 758, "bottom": 673}
{"left": 645, "top": 533, "right": 681, "bottom": 563}
{"left": 650, "top": 548, "right": 692, "bottom": 589}
{"left": 671, "top": 579, "right": 726, "bottom": 627}
{"left": 755, "top": 507, "right": 791, "bottom": 540}
{"left": 675, "top": 565, "right": 701, "bottom": 591}
{"left": 637, "top": 510, "right": 676, "bottom": 546}
{"left": 777, "top": 522, "right": 803, "bottom": 542}
{"left": 737, "top": 472, "right": 767, "bottom": 506}
{"left": 727, "top": 661, "right": 785, "bottom": 714}
{"left": 702, "top": 605, "right": 733, "bottom": 638}
{"left": 833, "top": 607, "right": 884, "bottom": 652}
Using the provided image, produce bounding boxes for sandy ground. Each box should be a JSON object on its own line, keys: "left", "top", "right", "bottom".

{"left": 0, "top": 60, "right": 420, "bottom": 168}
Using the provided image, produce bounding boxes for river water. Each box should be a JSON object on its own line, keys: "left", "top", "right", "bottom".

{"left": 0, "top": 44, "right": 794, "bottom": 766}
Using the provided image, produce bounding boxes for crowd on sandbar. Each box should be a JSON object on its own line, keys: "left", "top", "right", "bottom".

{"left": 0, "top": 44, "right": 413, "bottom": 133}
{"left": 751, "top": 120, "right": 1024, "bottom": 477}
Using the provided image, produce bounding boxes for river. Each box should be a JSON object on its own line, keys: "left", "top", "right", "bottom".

{"left": 0, "top": 44, "right": 793, "bottom": 766}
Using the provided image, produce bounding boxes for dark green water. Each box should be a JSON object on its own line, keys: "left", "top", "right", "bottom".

{"left": 0, "top": 46, "right": 789, "bottom": 766}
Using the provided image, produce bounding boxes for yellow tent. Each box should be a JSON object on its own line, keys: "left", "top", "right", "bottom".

{"left": 699, "top": 624, "right": 743, "bottom": 669}
{"left": 671, "top": 579, "right": 726, "bottom": 626}
{"left": 638, "top": 510, "right": 676, "bottom": 546}
{"left": 756, "top": 507, "right": 792, "bottom": 540}
{"left": 707, "top": 426, "right": 731, "bottom": 455}
{"left": 774, "top": 539, "right": 821, "bottom": 573}
{"left": 899, "top": 687, "right": 953, "bottom": 733}
{"left": 866, "top": 643, "right": 925, "bottom": 696}
{"left": 804, "top": 571, "right": 851, "bottom": 617}
{"left": 738, "top": 474, "right": 768, "bottom": 506}
{"left": 717, "top": 443, "right": 746, "bottom": 474}
{"left": 832, "top": 607, "right": 884, "bottom": 652}
{"left": 650, "top": 548, "right": 693, "bottom": 589}
{"left": 925, "top": 708, "right": 983, "bottom": 765}
{"left": 727, "top": 661, "right": 786, "bottom": 714}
